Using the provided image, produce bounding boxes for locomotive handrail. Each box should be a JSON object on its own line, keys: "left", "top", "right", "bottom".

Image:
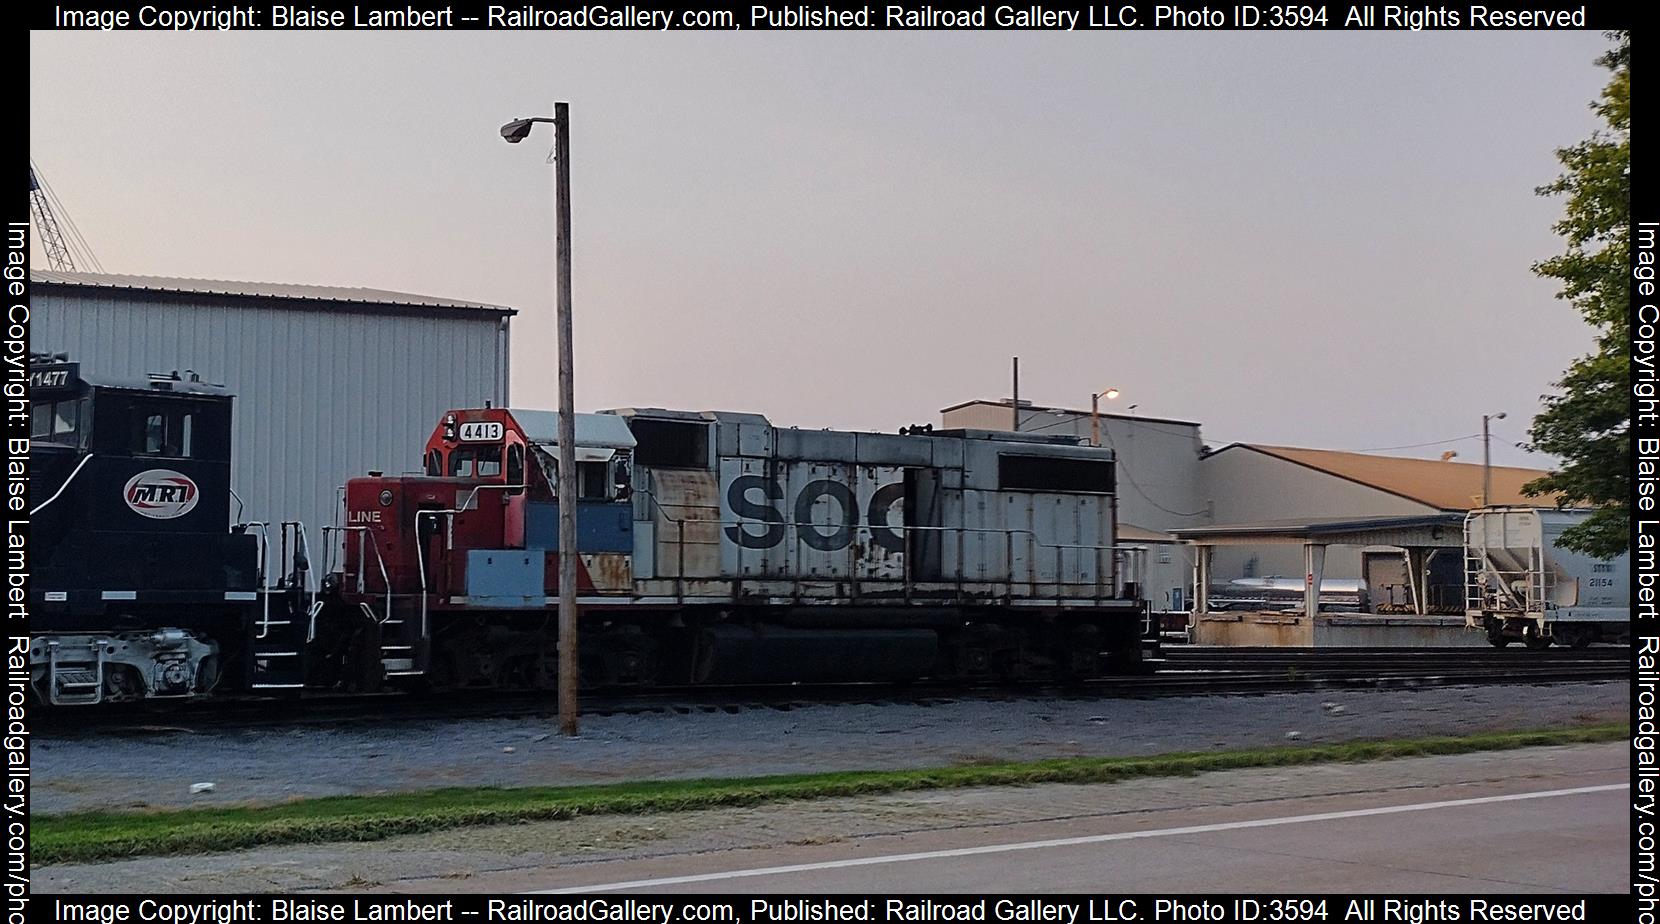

{"left": 29, "top": 453, "right": 95, "bottom": 515}
{"left": 632, "top": 484, "right": 1141, "bottom": 599}
{"left": 398, "top": 483, "right": 1143, "bottom": 608}
{"left": 635, "top": 487, "right": 1132, "bottom": 562}
{"left": 280, "top": 521, "right": 317, "bottom": 627}
{"left": 322, "top": 524, "right": 393, "bottom": 629}
{"left": 635, "top": 488, "right": 689, "bottom": 599}
{"left": 413, "top": 510, "right": 443, "bottom": 641}
{"left": 243, "top": 522, "right": 274, "bottom": 639}
{"left": 411, "top": 478, "right": 530, "bottom": 640}
{"left": 286, "top": 521, "right": 317, "bottom": 597}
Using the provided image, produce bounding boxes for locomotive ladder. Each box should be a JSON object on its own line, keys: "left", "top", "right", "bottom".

{"left": 247, "top": 522, "right": 312, "bottom": 691}
{"left": 45, "top": 639, "right": 105, "bottom": 705}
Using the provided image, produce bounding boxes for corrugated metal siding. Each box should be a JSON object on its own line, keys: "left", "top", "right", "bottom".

{"left": 32, "top": 287, "right": 507, "bottom": 551}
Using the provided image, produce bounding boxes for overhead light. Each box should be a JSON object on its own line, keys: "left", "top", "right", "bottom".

{"left": 500, "top": 119, "right": 535, "bottom": 143}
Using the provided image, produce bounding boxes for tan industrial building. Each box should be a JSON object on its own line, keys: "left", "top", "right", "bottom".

{"left": 939, "top": 398, "right": 1553, "bottom": 619}
{"left": 1198, "top": 443, "right": 1549, "bottom": 589}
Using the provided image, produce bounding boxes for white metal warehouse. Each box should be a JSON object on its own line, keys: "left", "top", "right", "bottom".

{"left": 30, "top": 271, "right": 514, "bottom": 546}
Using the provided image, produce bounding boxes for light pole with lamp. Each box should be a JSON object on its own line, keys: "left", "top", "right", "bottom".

{"left": 1090, "top": 388, "right": 1120, "bottom": 448}
{"left": 1481, "top": 411, "right": 1506, "bottom": 507}
{"left": 502, "top": 103, "right": 580, "bottom": 737}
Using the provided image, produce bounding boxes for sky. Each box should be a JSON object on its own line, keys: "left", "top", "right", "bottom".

{"left": 29, "top": 29, "right": 1616, "bottom": 468}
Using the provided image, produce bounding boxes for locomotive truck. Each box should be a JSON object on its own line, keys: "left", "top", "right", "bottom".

{"left": 28, "top": 355, "right": 1157, "bottom": 704}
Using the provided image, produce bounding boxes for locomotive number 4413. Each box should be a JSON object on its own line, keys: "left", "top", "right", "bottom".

{"left": 458, "top": 422, "right": 503, "bottom": 442}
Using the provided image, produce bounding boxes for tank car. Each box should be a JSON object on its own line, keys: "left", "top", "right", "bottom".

{"left": 311, "top": 406, "right": 1158, "bottom": 690}
{"left": 27, "top": 354, "right": 309, "bottom": 705}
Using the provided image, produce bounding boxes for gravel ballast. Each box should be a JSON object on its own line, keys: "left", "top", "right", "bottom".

{"left": 33, "top": 681, "right": 1628, "bottom": 815}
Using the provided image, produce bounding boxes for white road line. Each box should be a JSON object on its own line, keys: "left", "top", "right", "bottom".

{"left": 533, "top": 782, "right": 1627, "bottom": 894}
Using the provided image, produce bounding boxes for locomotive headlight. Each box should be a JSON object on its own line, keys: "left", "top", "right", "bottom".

{"left": 379, "top": 490, "right": 394, "bottom": 507}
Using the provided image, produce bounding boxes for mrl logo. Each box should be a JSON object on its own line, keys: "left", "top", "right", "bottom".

{"left": 124, "top": 469, "right": 200, "bottom": 519}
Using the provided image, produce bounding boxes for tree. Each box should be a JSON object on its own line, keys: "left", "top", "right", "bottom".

{"left": 1524, "top": 31, "right": 1631, "bottom": 558}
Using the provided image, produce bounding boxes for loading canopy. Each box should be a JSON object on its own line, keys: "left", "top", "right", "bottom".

{"left": 1172, "top": 513, "right": 1465, "bottom": 617}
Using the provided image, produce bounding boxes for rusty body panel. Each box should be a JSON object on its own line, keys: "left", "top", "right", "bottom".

{"left": 608, "top": 408, "right": 1136, "bottom": 607}
{"left": 642, "top": 468, "right": 720, "bottom": 578}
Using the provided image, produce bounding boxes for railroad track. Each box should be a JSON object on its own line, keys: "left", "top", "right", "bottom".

{"left": 35, "top": 646, "right": 1629, "bottom": 735}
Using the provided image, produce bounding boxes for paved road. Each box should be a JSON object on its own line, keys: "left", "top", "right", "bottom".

{"left": 515, "top": 746, "right": 1627, "bottom": 894}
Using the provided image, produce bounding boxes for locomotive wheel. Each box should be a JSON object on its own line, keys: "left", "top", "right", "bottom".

{"left": 1054, "top": 624, "right": 1102, "bottom": 681}
{"left": 1484, "top": 617, "right": 1511, "bottom": 648}
{"left": 934, "top": 626, "right": 1005, "bottom": 682}
{"left": 1522, "top": 625, "right": 1552, "bottom": 650}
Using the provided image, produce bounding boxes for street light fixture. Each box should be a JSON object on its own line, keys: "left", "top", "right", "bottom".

{"left": 499, "top": 118, "right": 550, "bottom": 143}
{"left": 501, "top": 103, "right": 580, "bottom": 737}
{"left": 1481, "top": 411, "right": 1506, "bottom": 507}
{"left": 1090, "top": 388, "right": 1119, "bottom": 448}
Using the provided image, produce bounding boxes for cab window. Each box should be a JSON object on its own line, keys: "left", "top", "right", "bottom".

{"left": 425, "top": 449, "right": 443, "bottom": 476}
{"left": 448, "top": 445, "right": 503, "bottom": 478}
{"left": 578, "top": 461, "right": 610, "bottom": 500}
{"left": 507, "top": 445, "right": 525, "bottom": 485}
{"left": 30, "top": 398, "right": 85, "bottom": 445}
{"left": 128, "top": 403, "right": 197, "bottom": 457}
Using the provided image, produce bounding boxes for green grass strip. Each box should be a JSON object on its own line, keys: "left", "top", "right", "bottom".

{"left": 33, "top": 722, "right": 1628, "bottom": 866}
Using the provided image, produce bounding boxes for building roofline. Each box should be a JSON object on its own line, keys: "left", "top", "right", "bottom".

{"left": 1171, "top": 512, "right": 1466, "bottom": 539}
{"left": 1200, "top": 443, "right": 1442, "bottom": 509}
{"left": 32, "top": 271, "right": 517, "bottom": 318}
{"left": 1200, "top": 442, "right": 1549, "bottom": 511}
{"left": 938, "top": 398, "right": 1201, "bottom": 429}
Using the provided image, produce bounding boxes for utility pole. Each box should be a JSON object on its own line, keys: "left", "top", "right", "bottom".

{"left": 1090, "top": 388, "right": 1118, "bottom": 448}
{"left": 501, "top": 104, "right": 580, "bottom": 736}
{"left": 552, "top": 101, "right": 579, "bottom": 737}
{"left": 1091, "top": 392, "right": 1100, "bottom": 448}
{"left": 1481, "top": 411, "right": 1506, "bottom": 508}
{"left": 1011, "top": 357, "right": 1020, "bottom": 431}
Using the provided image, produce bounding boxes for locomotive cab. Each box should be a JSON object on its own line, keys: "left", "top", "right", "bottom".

{"left": 395, "top": 407, "right": 634, "bottom": 557}
{"left": 326, "top": 408, "right": 638, "bottom": 689}
{"left": 28, "top": 355, "right": 263, "bottom": 705}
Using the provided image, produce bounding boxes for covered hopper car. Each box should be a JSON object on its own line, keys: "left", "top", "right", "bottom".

{"left": 1464, "top": 506, "right": 1630, "bottom": 648}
